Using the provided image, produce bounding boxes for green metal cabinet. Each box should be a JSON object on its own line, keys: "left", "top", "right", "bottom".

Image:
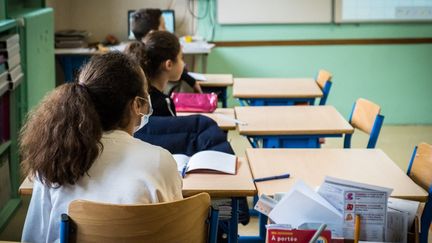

{"left": 20, "top": 8, "right": 55, "bottom": 110}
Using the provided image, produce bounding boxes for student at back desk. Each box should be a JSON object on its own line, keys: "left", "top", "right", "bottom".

{"left": 131, "top": 8, "right": 203, "bottom": 94}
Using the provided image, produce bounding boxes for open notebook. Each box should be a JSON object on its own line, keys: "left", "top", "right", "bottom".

{"left": 173, "top": 150, "right": 237, "bottom": 176}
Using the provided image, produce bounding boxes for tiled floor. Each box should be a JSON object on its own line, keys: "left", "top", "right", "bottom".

{"left": 0, "top": 125, "right": 431, "bottom": 241}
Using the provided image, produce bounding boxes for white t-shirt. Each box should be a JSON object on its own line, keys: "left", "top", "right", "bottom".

{"left": 21, "top": 130, "right": 183, "bottom": 243}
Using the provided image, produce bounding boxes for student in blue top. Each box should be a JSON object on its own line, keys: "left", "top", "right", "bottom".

{"left": 20, "top": 52, "right": 182, "bottom": 243}
{"left": 131, "top": 8, "right": 203, "bottom": 94}
{"left": 125, "top": 31, "right": 184, "bottom": 117}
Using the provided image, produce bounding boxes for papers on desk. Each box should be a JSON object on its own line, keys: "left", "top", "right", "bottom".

{"left": 318, "top": 177, "right": 392, "bottom": 241}
{"left": 386, "top": 198, "right": 420, "bottom": 242}
{"left": 187, "top": 72, "right": 207, "bottom": 81}
{"left": 268, "top": 180, "right": 343, "bottom": 229}
{"left": 260, "top": 177, "right": 417, "bottom": 242}
{"left": 215, "top": 113, "right": 248, "bottom": 126}
{"left": 109, "top": 43, "right": 127, "bottom": 52}
{"left": 181, "top": 41, "right": 215, "bottom": 54}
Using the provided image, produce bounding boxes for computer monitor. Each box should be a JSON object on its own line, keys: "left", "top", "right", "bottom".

{"left": 128, "top": 9, "right": 175, "bottom": 40}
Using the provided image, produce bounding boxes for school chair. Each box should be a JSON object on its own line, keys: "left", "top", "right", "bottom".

{"left": 407, "top": 143, "right": 432, "bottom": 243}
{"left": 59, "top": 193, "right": 219, "bottom": 243}
{"left": 315, "top": 69, "right": 332, "bottom": 105}
{"left": 344, "top": 98, "right": 384, "bottom": 149}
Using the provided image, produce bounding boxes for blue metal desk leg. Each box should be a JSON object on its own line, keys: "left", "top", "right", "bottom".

{"left": 229, "top": 197, "right": 239, "bottom": 243}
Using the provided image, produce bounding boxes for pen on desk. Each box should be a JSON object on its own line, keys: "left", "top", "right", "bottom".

{"left": 216, "top": 114, "right": 248, "bottom": 125}
{"left": 354, "top": 214, "right": 361, "bottom": 243}
{"left": 253, "top": 173, "right": 290, "bottom": 182}
{"left": 308, "top": 223, "right": 327, "bottom": 243}
{"left": 181, "top": 166, "right": 187, "bottom": 178}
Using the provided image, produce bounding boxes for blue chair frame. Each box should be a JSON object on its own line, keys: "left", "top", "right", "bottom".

{"left": 344, "top": 102, "right": 385, "bottom": 149}
{"left": 60, "top": 207, "right": 220, "bottom": 243}
{"left": 318, "top": 81, "right": 332, "bottom": 106}
{"left": 407, "top": 144, "right": 432, "bottom": 243}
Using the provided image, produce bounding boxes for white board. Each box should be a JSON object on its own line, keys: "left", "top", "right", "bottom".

{"left": 217, "top": 0, "right": 332, "bottom": 24}
{"left": 335, "top": 0, "right": 432, "bottom": 23}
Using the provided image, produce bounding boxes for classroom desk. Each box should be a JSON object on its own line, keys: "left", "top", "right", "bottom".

{"left": 177, "top": 108, "right": 236, "bottom": 131}
{"left": 235, "top": 106, "right": 353, "bottom": 148}
{"left": 233, "top": 78, "right": 323, "bottom": 106}
{"left": 242, "top": 148, "right": 428, "bottom": 243}
{"left": 56, "top": 42, "right": 214, "bottom": 82}
{"left": 197, "top": 74, "right": 233, "bottom": 108}
{"left": 19, "top": 157, "right": 256, "bottom": 243}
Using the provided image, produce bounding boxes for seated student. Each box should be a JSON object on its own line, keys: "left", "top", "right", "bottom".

{"left": 131, "top": 8, "right": 203, "bottom": 93}
{"left": 20, "top": 52, "right": 182, "bottom": 242}
{"left": 125, "top": 31, "right": 183, "bottom": 117}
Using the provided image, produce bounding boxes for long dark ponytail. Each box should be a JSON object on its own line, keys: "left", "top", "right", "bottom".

{"left": 20, "top": 52, "right": 146, "bottom": 186}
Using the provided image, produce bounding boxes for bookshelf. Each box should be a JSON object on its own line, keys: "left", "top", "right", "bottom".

{"left": 0, "top": 19, "right": 22, "bottom": 231}
{"left": 0, "top": 0, "right": 54, "bottom": 231}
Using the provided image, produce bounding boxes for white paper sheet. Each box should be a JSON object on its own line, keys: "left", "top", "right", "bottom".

{"left": 268, "top": 180, "right": 342, "bottom": 228}
{"left": 388, "top": 197, "right": 419, "bottom": 228}
{"left": 386, "top": 208, "right": 408, "bottom": 243}
{"left": 187, "top": 72, "right": 207, "bottom": 81}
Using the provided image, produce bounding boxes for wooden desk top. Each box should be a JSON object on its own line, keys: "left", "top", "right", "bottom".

{"left": 177, "top": 108, "right": 236, "bottom": 131}
{"left": 182, "top": 157, "right": 256, "bottom": 197}
{"left": 55, "top": 42, "right": 213, "bottom": 56}
{"left": 19, "top": 158, "right": 256, "bottom": 198}
{"left": 19, "top": 176, "right": 33, "bottom": 196}
{"left": 197, "top": 74, "right": 233, "bottom": 87}
{"left": 235, "top": 105, "right": 354, "bottom": 136}
{"left": 233, "top": 78, "right": 323, "bottom": 99}
{"left": 55, "top": 48, "right": 102, "bottom": 55}
{"left": 247, "top": 148, "right": 428, "bottom": 202}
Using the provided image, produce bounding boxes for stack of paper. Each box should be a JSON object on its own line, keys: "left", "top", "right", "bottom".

{"left": 268, "top": 180, "right": 343, "bottom": 234}
{"left": 259, "top": 177, "right": 417, "bottom": 242}
{"left": 386, "top": 197, "right": 420, "bottom": 242}
{"left": 318, "top": 177, "right": 392, "bottom": 241}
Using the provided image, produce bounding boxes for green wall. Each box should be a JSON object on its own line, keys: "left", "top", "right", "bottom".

{"left": 197, "top": 3, "right": 432, "bottom": 124}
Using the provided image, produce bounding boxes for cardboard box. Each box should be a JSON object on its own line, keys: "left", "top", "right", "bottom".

{"left": 266, "top": 228, "right": 332, "bottom": 243}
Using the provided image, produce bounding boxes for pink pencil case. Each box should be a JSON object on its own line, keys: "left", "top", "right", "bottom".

{"left": 171, "top": 92, "right": 218, "bottom": 113}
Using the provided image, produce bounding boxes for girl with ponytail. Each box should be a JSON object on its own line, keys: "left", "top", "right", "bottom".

{"left": 21, "top": 52, "right": 182, "bottom": 243}
{"left": 125, "top": 30, "right": 184, "bottom": 117}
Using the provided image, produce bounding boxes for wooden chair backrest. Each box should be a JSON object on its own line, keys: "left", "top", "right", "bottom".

{"left": 351, "top": 98, "right": 381, "bottom": 134}
{"left": 68, "top": 192, "right": 211, "bottom": 243}
{"left": 409, "top": 143, "right": 432, "bottom": 192}
{"left": 316, "top": 69, "right": 332, "bottom": 89}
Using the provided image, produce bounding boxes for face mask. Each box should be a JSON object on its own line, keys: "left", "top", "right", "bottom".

{"left": 134, "top": 95, "right": 153, "bottom": 132}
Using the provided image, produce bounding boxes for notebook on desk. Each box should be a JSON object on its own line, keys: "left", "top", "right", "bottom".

{"left": 173, "top": 150, "right": 237, "bottom": 176}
